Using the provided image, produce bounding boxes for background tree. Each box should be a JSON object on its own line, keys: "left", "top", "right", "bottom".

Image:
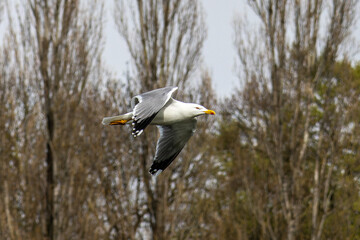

{"left": 1, "top": 0, "right": 360, "bottom": 239}
{"left": 206, "top": 0, "right": 360, "bottom": 239}
{"left": 112, "top": 0, "right": 213, "bottom": 239}
{"left": 0, "top": 0, "right": 105, "bottom": 239}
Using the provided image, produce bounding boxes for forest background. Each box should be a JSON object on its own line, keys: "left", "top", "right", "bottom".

{"left": 1, "top": 0, "right": 360, "bottom": 239}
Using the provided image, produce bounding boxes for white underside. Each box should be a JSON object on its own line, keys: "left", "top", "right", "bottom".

{"left": 150, "top": 99, "right": 193, "bottom": 125}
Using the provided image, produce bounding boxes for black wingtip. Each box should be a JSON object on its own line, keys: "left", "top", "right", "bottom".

{"left": 149, "top": 160, "right": 166, "bottom": 176}
{"left": 149, "top": 168, "right": 163, "bottom": 177}
{"left": 132, "top": 113, "right": 157, "bottom": 137}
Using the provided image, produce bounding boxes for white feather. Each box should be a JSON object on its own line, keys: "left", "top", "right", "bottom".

{"left": 153, "top": 170, "right": 163, "bottom": 177}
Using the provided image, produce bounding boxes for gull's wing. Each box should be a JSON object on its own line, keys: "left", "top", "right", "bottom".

{"left": 131, "top": 86, "right": 178, "bottom": 137}
{"left": 149, "top": 119, "right": 197, "bottom": 176}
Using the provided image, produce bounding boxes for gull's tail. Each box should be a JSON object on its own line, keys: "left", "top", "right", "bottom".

{"left": 102, "top": 112, "right": 133, "bottom": 125}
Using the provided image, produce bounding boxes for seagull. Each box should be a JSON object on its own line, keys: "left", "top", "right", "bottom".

{"left": 102, "top": 86, "right": 215, "bottom": 176}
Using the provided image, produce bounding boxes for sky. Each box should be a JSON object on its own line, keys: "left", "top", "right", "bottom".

{"left": 0, "top": 0, "right": 245, "bottom": 98}
{"left": 103, "top": 0, "right": 246, "bottom": 98}
{"left": 2, "top": 1, "right": 359, "bottom": 98}
{"left": 200, "top": 0, "right": 245, "bottom": 97}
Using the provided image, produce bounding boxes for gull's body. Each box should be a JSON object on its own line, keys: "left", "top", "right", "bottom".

{"left": 147, "top": 99, "right": 200, "bottom": 125}
{"left": 102, "top": 86, "right": 215, "bottom": 176}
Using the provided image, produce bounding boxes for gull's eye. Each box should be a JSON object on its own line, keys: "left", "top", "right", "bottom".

{"left": 195, "top": 107, "right": 201, "bottom": 110}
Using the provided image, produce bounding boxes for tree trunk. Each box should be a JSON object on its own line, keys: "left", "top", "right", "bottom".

{"left": 44, "top": 70, "right": 55, "bottom": 240}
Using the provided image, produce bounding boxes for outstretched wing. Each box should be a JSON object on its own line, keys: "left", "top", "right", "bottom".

{"left": 131, "top": 86, "right": 178, "bottom": 137}
{"left": 149, "top": 119, "right": 197, "bottom": 176}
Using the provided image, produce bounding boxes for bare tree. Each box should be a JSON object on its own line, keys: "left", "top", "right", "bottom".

{"left": 28, "top": 0, "right": 104, "bottom": 238}
{"left": 1, "top": 0, "right": 359, "bottom": 239}
{"left": 0, "top": 2, "right": 46, "bottom": 238}
{"left": 113, "top": 0, "right": 210, "bottom": 239}
{"left": 0, "top": 0, "right": 105, "bottom": 239}
{"left": 115, "top": 0, "right": 205, "bottom": 92}
{"left": 228, "top": 0, "right": 360, "bottom": 239}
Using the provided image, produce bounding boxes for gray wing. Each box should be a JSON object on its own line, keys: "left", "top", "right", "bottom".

{"left": 149, "top": 119, "right": 197, "bottom": 176}
{"left": 131, "top": 86, "right": 178, "bottom": 137}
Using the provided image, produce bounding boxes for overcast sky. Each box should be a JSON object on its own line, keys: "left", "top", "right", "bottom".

{"left": 2, "top": 1, "right": 359, "bottom": 98}
{"left": 103, "top": 0, "right": 246, "bottom": 98}
{"left": 200, "top": 0, "right": 245, "bottom": 97}
{"left": 0, "top": 0, "right": 244, "bottom": 98}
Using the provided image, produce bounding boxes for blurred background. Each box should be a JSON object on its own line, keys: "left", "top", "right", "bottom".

{"left": 1, "top": 0, "right": 360, "bottom": 239}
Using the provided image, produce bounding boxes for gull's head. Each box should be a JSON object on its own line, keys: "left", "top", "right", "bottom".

{"left": 188, "top": 104, "right": 216, "bottom": 117}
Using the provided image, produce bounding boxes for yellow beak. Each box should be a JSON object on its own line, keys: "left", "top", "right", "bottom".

{"left": 204, "top": 109, "right": 216, "bottom": 115}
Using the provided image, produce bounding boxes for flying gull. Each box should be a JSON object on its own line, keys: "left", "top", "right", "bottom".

{"left": 102, "top": 86, "right": 215, "bottom": 176}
